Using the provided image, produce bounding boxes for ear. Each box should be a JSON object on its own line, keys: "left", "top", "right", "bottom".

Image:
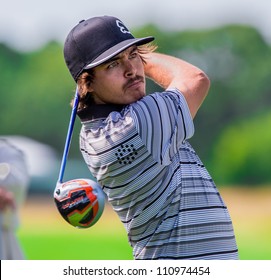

{"left": 87, "top": 85, "right": 94, "bottom": 93}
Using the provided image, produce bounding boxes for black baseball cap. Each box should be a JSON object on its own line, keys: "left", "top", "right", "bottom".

{"left": 64, "top": 15, "right": 155, "bottom": 81}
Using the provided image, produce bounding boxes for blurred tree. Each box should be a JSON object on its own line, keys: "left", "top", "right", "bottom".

{"left": 210, "top": 111, "right": 271, "bottom": 185}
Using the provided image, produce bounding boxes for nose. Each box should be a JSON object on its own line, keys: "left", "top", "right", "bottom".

{"left": 124, "top": 60, "right": 136, "bottom": 78}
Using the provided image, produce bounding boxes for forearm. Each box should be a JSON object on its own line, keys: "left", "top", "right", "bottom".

{"left": 143, "top": 52, "right": 210, "bottom": 118}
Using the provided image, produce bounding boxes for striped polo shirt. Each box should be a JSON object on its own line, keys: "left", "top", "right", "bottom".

{"left": 78, "top": 89, "right": 238, "bottom": 260}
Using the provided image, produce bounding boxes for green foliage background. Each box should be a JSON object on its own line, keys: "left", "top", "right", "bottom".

{"left": 1, "top": 24, "right": 271, "bottom": 186}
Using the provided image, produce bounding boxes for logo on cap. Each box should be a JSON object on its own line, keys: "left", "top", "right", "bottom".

{"left": 116, "top": 20, "right": 131, "bottom": 34}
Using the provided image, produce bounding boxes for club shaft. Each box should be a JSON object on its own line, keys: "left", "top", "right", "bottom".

{"left": 58, "top": 87, "right": 79, "bottom": 183}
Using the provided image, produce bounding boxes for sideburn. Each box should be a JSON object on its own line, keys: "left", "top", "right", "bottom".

{"left": 71, "top": 70, "right": 95, "bottom": 110}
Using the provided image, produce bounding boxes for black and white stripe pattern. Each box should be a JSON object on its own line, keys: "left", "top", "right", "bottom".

{"left": 80, "top": 89, "right": 238, "bottom": 259}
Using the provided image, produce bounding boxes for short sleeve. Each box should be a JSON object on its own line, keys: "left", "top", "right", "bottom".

{"left": 130, "top": 89, "right": 194, "bottom": 165}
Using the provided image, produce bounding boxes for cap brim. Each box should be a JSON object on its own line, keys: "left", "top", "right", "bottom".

{"left": 84, "top": 36, "right": 154, "bottom": 69}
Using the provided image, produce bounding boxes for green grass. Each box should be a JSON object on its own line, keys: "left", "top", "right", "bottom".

{"left": 223, "top": 187, "right": 271, "bottom": 260}
{"left": 17, "top": 188, "right": 271, "bottom": 260}
{"left": 18, "top": 231, "right": 133, "bottom": 260}
{"left": 18, "top": 224, "right": 271, "bottom": 260}
{"left": 17, "top": 198, "right": 134, "bottom": 260}
{"left": 235, "top": 224, "right": 271, "bottom": 260}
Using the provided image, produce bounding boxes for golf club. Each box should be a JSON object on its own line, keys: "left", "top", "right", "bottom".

{"left": 54, "top": 86, "right": 105, "bottom": 228}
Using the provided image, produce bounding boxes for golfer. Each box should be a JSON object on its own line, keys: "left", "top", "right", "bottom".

{"left": 63, "top": 15, "right": 238, "bottom": 259}
{"left": 0, "top": 138, "right": 29, "bottom": 259}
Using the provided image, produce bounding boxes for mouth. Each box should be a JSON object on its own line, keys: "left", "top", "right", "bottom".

{"left": 124, "top": 77, "right": 144, "bottom": 90}
{"left": 128, "top": 80, "right": 142, "bottom": 89}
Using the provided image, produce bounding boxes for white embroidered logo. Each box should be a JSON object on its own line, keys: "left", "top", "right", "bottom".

{"left": 116, "top": 20, "right": 131, "bottom": 34}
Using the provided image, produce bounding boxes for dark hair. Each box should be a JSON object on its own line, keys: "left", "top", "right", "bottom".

{"left": 71, "top": 43, "right": 157, "bottom": 110}
{"left": 73, "top": 70, "right": 95, "bottom": 110}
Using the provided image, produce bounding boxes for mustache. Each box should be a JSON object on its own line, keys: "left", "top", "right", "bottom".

{"left": 123, "top": 75, "right": 144, "bottom": 90}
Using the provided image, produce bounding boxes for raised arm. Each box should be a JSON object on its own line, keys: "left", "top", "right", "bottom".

{"left": 143, "top": 52, "right": 210, "bottom": 118}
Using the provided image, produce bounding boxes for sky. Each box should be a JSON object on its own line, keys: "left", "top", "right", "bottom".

{"left": 0, "top": 0, "right": 271, "bottom": 52}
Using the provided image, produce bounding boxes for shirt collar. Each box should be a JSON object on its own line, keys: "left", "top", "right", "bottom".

{"left": 77, "top": 104, "right": 124, "bottom": 122}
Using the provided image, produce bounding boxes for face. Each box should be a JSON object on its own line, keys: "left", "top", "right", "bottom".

{"left": 88, "top": 46, "right": 146, "bottom": 105}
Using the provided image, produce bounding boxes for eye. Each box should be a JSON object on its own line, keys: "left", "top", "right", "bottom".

{"left": 129, "top": 51, "right": 138, "bottom": 59}
{"left": 107, "top": 61, "right": 119, "bottom": 69}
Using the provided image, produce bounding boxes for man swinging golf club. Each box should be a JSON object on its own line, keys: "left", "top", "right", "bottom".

{"left": 56, "top": 15, "right": 238, "bottom": 260}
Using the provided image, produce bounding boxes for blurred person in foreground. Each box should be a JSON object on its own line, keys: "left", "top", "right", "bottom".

{"left": 62, "top": 15, "right": 238, "bottom": 259}
{"left": 0, "top": 138, "right": 29, "bottom": 259}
